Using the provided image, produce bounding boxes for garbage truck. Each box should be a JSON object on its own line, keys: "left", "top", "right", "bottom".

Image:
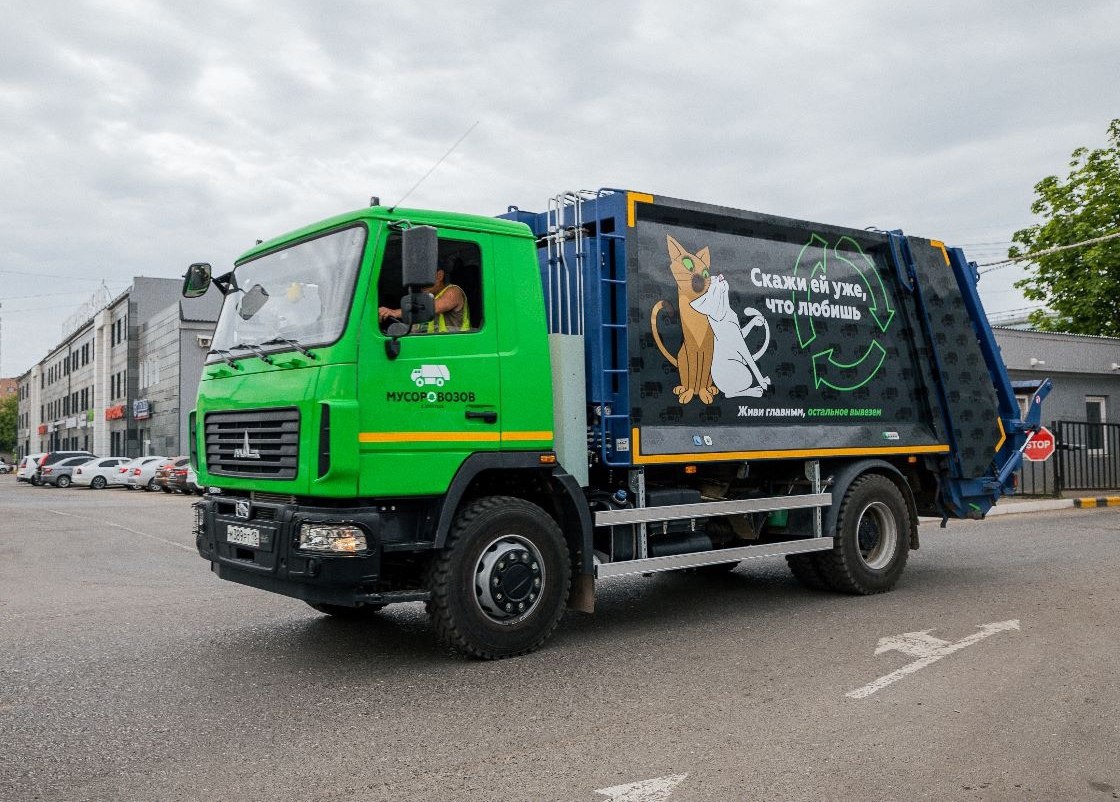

{"left": 182, "top": 189, "right": 1049, "bottom": 658}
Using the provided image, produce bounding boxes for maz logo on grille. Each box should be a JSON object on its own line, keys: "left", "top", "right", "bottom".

{"left": 233, "top": 431, "right": 261, "bottom": 460}
{"left": 206, "top": 408, "right": 300, "bottom": 479}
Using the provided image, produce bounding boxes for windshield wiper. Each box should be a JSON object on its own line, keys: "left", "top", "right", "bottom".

{"left": 260, "top": 336, "right": 318, "bottom": 359}
{"left": 207, "top": 349, "right": 244, "bottom": 369}
{"left": 229, "top": 342, "right": 275, "bottom": 365}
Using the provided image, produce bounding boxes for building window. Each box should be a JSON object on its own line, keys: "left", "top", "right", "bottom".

{"left": 1086, "top": 396, "right": 1107, "bottom": 453}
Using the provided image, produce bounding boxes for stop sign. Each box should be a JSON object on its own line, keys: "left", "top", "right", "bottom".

{"left": 1023, "top": 426, "right": 1056, "bottom": 462}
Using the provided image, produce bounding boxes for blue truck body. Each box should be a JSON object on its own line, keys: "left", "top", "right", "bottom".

{"left": 502, "top": 189, "right": 1044, "bottom": 521}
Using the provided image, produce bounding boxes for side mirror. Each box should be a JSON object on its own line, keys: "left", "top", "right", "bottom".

{"left": 402, "top": 225, "right": 438, "bottom": 289}
{"left": 238, "top": 284, "right": 270, "bottom": 320}
{"left": 182, "top": 263, "right": 212, "bottom": 298}
{"left": 400, "top": 291, "right": 435, "bottom": 326}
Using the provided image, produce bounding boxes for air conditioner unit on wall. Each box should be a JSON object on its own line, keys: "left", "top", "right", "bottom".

{"left": 196, "top": 335, "right": 212, "bottom": 349}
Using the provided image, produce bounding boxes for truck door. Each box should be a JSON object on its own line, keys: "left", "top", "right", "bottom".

{"left": 357, "top": 228, "right": 500, "bottom": 496}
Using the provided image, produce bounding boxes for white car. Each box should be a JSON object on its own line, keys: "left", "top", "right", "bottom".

{"left": 123, "top": 456, "right": 169, "bottom": 491}
{"left": 17, "top": 453, "right": 46, "bottom": 483}
{"left": 71, "top": 456, "right": 132, "bottom": 489}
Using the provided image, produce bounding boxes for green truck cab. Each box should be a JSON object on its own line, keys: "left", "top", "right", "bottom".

{"left": 186, "top": 191, "right": 1042, "bottom": 659}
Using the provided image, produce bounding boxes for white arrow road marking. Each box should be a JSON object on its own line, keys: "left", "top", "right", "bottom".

{"left": 847, "top": 620, "right": 1020, "bottom": 699}
{"left": 594, "top": 774, "right": 688, "bottom": 802}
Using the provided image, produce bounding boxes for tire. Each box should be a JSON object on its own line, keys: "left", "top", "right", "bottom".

{"left": 56, "top": 475, "right": 71, "bottom": 488}
{"left": 815, "top": 474, "right": 911, "bottom": 594}
{"left": 786, "top": 553, "right": 830, "bottom": 591}
{"left": 306, "top": 601, "right": 385, "bottom": 618}
{"left": 146, "top": 477, "right": 158, "bottom": 491}
{"left": 91, "top": 476, "right": 106, "bottom": 490}
{"left": 426, "top": 496, "right": 570, "bottom": 659}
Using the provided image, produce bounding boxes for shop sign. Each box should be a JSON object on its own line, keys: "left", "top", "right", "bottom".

{"left": 133, "top": 399, "right": 151, "bottom": 420}
{"left": 65, "top": 416, "right": 78, "bottom": 429}
{"left": 86, "top": 410, "right": 95, "bottom": 423}
{"left": 37, "top": 424, "right": 48, "bottom": 435}
{"left": 105, "top": 404, "right": 126, "bottom": 421}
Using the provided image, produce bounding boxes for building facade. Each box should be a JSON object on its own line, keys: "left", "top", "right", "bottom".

{"left": 16, "top": 278, "right": 221, "bottom": 459}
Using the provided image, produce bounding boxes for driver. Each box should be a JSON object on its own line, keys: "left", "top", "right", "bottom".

{"left": 378, "top": 262, "right": 470, "bottom": 333}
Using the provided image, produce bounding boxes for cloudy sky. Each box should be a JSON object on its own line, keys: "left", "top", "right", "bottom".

{"left": 2, "top": 0, "right": 1118, "bottom": 376}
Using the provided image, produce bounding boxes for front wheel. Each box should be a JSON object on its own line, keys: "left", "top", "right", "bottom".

{"left": 427, "top": 496, "right": 570, "bottom": 659}
{"left": 91, "top": 476, "right": 107, "bottom": 490}
{"left": 816, "top": 474, "right": 911, "bottom": 594}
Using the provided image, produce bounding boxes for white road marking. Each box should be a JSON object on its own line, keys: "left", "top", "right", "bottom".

{"left": 48, "top": 508, "right": 195, "bottom": 553}
{"left": 846, "top": 619, "right": 1020, "bottom": 699}
{"left": 594, "top": 774, "right": 688, "bottom": 802}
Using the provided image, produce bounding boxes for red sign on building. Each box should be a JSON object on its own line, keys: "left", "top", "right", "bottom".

{"left": 105, "top": 404, "right": 127, "bottom": 421}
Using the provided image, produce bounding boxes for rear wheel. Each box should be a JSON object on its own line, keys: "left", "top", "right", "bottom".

{"left": 816, "top": 474, "right": 911, "bottom": 594}
{"left": 427, "top": 496, "right": 570, "bottom": 659}
{"left": 146, "top": 477, "right": 158, "bottom": 491}
{"left": 786, "top": 553, "right": 830, "bottom": 590}
{"left": 91, "top": 476, "right": 106, "bottom": 490}
{"left": 56, "top": 475, "right": 71, "bottom": 488}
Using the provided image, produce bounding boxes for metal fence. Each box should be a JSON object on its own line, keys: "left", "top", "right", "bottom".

{"left": 1016, "top": 420, "right": 1120, "bottom": 496}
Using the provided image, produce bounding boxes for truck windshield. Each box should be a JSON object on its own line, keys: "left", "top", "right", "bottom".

{"left": 209, "top": 225, "right": 367, "bottom": 358}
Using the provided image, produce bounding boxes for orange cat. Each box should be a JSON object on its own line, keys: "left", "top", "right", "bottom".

{"left": 650, "top": 235, "right": 717, "bottom": 405}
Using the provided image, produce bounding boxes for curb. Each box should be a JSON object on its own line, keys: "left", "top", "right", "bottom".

{"left": 1072, "top": 496, "right": 1120, "bottom": 508}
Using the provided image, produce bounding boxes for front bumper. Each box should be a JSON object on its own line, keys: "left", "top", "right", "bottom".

{"left": 193, "top": 494, "right": 432, "bottom": 607}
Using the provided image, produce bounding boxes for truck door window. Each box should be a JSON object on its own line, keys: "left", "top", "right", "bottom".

{"left": 379, "top": 233, "right": 484, "bottom": 333}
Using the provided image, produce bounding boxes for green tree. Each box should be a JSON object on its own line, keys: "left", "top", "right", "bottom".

{"left": 1011, "top": 118, "right": 1120, "bottom": 335}
{"left": 0, "top": 392, "right": 16, "bottom": 456}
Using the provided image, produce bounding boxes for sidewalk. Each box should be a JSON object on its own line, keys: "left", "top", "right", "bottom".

{"left": 985, "top": 494, "right": 1120, "bottom": 517}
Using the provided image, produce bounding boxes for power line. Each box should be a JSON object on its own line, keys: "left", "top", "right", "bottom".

{"left": 978, "top": 231, "right": 1120, "bottom": 274}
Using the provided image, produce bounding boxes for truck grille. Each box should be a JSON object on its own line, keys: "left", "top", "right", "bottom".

{"left": 205, "top": 408, "right": 300, "bottom": 479}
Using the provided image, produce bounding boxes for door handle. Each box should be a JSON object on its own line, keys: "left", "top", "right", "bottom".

{"left": 465, "top": 410, "right": 498, "bottom": 424}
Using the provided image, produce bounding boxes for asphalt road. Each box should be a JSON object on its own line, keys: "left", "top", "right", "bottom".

{"left": 1, "top": 478, "right": 1118, "bottom": 802}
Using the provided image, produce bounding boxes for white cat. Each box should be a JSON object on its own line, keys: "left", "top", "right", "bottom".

{"left": 689, "top": 274, "right": 771, "bottom": 398}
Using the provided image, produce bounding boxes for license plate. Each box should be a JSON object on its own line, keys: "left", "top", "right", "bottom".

{"left": 226, "top": 524, "right": 261, "bottom": 548}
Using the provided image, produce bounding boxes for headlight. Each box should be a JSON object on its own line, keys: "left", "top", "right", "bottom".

{"left": 298, "top": 522, "right": 368, "bottom": 553}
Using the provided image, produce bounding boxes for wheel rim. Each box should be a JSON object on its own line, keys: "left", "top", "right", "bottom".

{"left": 855, "top": 501, "right": 898, "bottom": 570}
{"left": 473, "top": 535, "right": 545, "bottom": 625}
{"left": 58, "top": 477, "right": 69, "bottom": 487}
{"left": 92, "top": 477, "right": 105, "bottom": 489}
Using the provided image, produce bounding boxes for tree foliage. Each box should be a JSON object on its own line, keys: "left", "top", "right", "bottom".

{"left": 0, "top": 392, "right": 16, "bottom": 455}
{"left": 1011, "top": 119, "right": 1120, "bottom": 336}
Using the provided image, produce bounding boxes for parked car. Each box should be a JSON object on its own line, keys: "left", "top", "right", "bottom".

{"left": 182, "top": 463, "right": 204, "bottom": 495}
{"left": 17, "top": 454, "right": 46, "bottom": 483}
{"left": 71, "top": 457, "right": 132, "bottom": 489}
{"left": 155, "top": 456, "right": 190, "bottom": 492}
{"left": 124, "top": 456, "right": 169, "bottom": 491}
{"left": 0, "top": 459, "right": 12, "bottom": 474}
{"left": 34, "top": 451, "right": 96, "bottom": 485}
{"left": 39, "top": 456, "right": 97, "bottom": 488}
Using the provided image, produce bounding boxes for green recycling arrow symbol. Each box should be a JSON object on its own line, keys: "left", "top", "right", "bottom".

{"left": 791, "top": 233, "right": 896, "bottom": 392}
{"left": 812, "top": 340, "right": 888, "bottom": 391}
{"left": 792, "top": 233, "right": 828, "bottom": 349}
{"left": 833, "top": 235, "right": 895, "bottom": 333}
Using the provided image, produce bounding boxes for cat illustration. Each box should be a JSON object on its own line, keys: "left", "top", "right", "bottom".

{"left": 650, "top": 235, "right": 717, "bottom": 405}
{"left": 690, "top": 274, "right": 771, "bottom": 398}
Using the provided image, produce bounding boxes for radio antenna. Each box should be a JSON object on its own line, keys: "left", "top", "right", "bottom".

{"left": 387, "top": 120, "right": 480, "bottom": 213}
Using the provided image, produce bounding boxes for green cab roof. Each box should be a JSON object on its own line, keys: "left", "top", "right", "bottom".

{"left": 236, "top": 205, "right": 533, "bottom": 264}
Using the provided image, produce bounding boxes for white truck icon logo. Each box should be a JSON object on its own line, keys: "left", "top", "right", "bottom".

{"left": 412, "top": 365, "right": 450, "bottom": 387}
